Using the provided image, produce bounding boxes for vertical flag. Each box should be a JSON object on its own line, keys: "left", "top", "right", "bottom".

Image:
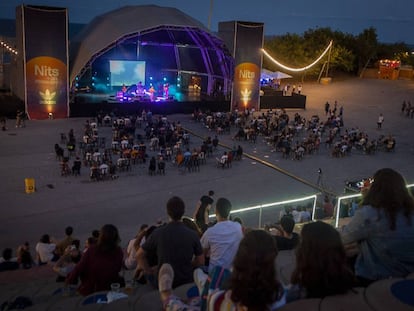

{"left": 219, "top": 21, "right": 264, "bottom": 111}
{"left": 19, "top": 5, "right": 69, "bottom": 119}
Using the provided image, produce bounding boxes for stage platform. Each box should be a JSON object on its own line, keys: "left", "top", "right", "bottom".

{"left": 70, "top": 93, "right": 231, "bottom": 117}
{"left": 0, "top": 91, "right": 307, "bottom": 119}
{"left": 69, "top": 91, "right": 307, "bottom": 117}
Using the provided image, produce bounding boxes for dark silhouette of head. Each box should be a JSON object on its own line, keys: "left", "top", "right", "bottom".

{"left": 166, "top": 196, "right": 185, "bottom": 221}
{"left": 2, "top": 248, "right": 12, "bottom": 261}
{"left": 291, "top": 221, "right": 354, "bottom": 298}
{"left": 230, "top": 230, "right": 282, "bottom": 310}
{"left": 40, "top": 234, "right": 51, "bottom": 243}
{"left": 92, "top": 230, "right": 100, "bottom": 239}
{"left": 97, "top": 224, "right": 120, "bottom": 253}
{"left": 216, "top": 198, "right": 232, "bottom": 219}
{"left": 280, "top": 215, "right": 295, "bottom": 234}
{"left": 65, "top": 226, "right": 73, "bottom": 236}
{"left": 362, "top": 168, "right": 414, "bottom": 230}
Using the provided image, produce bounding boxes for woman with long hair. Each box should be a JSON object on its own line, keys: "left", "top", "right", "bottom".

{"left": 158, "top": 229, "right": 286, "bottom": 310}
{"left": 288, "top": 221, "right": 355, "bottom": 301}
{"left": 66, "top": 224, "right": 124, "bottom": 295}
{"left": 340, "top": 168, "right": 414, "bottom": 285}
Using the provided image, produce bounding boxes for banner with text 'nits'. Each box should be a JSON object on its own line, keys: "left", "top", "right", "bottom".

{"left": 219, "top": 21, "right": 264, "bottom": 111}
{"left": 22, "top": 5, "right": 69, "bottom": 119}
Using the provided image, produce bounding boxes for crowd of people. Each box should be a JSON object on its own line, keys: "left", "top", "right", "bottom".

{"left": 53, "top": 109, "right": 241, "bottom": 181}
{"left": 1, "top": 99, "right": 412, "bottom": 309}
{"left": 192, "top": 101, "right": 398, "bottom": 163}
{"left": 1, "top": 167, "right": 413, "bottom": 310}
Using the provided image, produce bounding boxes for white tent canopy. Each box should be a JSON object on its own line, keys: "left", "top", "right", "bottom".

{"left": 261, "top": 68, "right": 292, "bottom": 80}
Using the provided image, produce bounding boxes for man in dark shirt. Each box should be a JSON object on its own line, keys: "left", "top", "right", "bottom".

{"left": 274, "top": 216, "right": 299, "bottom": 251}
{"left": 193, "top": 190, "right": 215, "bottom": 232}
{"left": 138, "top": 196, "right": 204, "bottom": 288}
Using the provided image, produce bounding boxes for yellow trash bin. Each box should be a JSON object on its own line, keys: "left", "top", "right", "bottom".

{"left": 25, "top": 178, "right": 35, "bottom": 194}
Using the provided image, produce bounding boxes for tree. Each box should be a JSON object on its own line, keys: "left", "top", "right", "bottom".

{"left": 355, "top": 27, "right": 379, "bottom": 72}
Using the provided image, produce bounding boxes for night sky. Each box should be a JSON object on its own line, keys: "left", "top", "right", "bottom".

{"left": 1, "top": 0, "right": 413, "bottom": 44}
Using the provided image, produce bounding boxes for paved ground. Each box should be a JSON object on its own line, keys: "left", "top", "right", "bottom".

{"left": 1, "top": 77, "right": 414, "bottom": 252}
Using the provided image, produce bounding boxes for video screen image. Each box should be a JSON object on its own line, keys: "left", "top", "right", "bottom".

{"left": 109, "top": 60, "right": 146, "bottom": 87}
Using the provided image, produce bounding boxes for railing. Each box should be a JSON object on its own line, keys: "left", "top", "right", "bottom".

{"left": 208, "top": 194, "right": 319, "bottom": 228}
{"left": 334, "top": 183, "right": 414, "bottom": 228}
{"left": 206, "top": 183, "right": 414, "bottom": 230}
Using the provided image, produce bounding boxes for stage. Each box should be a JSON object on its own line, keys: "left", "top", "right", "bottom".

{"left": 69, "top": 92, "right": 231, "bottom": 117}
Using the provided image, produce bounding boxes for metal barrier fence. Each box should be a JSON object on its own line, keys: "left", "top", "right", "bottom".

{"left": 208, "top": 194, "right": 319, "bottom": 228}
{"left": 206, "top": 183, "right": 414, "bottom": 230}
{"left": 334, "top": 183, "right": 414, "bottom": 228}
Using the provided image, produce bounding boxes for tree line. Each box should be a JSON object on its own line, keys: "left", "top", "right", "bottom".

{"left": 263, "top": 27, "right": 414, "bottom": 79}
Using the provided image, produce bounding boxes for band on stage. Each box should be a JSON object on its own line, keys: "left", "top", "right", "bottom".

{"left": 120, "top": 81, "right": 169, "bottom": 102}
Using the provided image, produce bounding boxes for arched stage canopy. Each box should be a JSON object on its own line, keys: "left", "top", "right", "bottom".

{"left": 69, "top": 5, "right": 233, "bottom": 97}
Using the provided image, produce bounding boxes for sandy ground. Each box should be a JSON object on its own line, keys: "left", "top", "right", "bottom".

{"left": 1, "top": 77, "right": 414, "bottom": 252}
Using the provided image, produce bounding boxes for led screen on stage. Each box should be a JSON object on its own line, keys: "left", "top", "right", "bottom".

{"left": 109, "top": 60, "right": 146, "bottom": 87}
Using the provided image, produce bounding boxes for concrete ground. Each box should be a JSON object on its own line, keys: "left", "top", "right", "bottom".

{"left": 1, "top": 77, "right": 414, "bottom": 252}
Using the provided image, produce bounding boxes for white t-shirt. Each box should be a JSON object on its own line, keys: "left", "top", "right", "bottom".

{"left": 201, "top": 221, "right": 243, "bottom": 273}
{"left": 35, "top": 242, "right": 56, "bottom": 263}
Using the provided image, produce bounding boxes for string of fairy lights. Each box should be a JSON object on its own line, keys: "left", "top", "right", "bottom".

{"left": 261, "top": 40, "right": 333, "bottom": 72}
{"left": 0, "top": 39, "right": 18, "bottom": 55}
{"left": 0, "top": 38, "right": 332, "bottom": 72}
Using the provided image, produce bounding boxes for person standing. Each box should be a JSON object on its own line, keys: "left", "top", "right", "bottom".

{"left": 324, "top": 102, "right": 330, "bottom": 116}
{"left": 193, "top": 190, "right": 215, "bottom": 232}
{"left": 377, "top": 113, "right": 384, "bottom": 129}
{"left": 200, "top": 197, "right": 244, "bottom": 273}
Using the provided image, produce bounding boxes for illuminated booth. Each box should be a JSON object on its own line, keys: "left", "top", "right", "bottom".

{"left": 378, "top": 59, "right": 400, "bottom": 80}
{"left": 69, "top": 5, "right": 234, "bottom": 116}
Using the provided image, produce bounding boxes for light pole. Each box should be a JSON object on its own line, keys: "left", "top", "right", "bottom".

{"left": 207, "top": 0, "right": 214, "bottom": 30}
